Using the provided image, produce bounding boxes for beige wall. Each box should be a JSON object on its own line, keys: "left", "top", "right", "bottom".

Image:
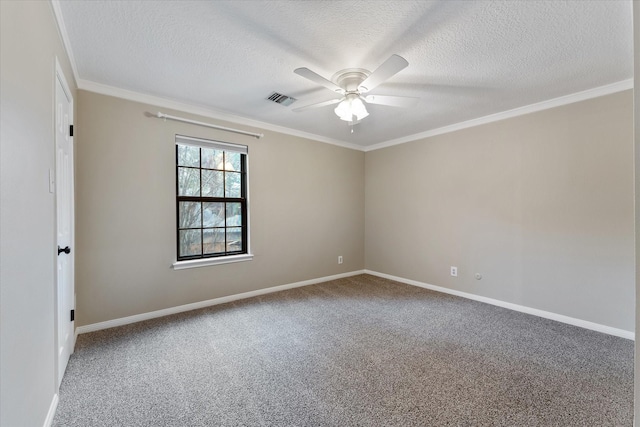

{"left": 78, "top": 89, "right": 635, "bottom": 333}
{"left": 0, "top": 1, "right": 77, "bottom": 426}
{"left": 75, "top": 90, "right": 365, "bottom": 326}
{"left": 365, "top": 90, "right": 635, "bottom": 332}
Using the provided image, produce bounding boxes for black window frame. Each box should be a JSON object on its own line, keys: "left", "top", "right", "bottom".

{"left": 175, "top": 135, "right": 248, "bottom": 261}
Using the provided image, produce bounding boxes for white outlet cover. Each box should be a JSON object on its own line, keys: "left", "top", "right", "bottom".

{"left": 450, "top": 266, "right": 458, "bottom": 277}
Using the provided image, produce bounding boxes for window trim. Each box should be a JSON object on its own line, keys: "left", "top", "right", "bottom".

{"left": 173, "top": 135, "right": 252, "bottom": 268}
{"left": 172, "top": 253, "right": 253, "bottom": 270}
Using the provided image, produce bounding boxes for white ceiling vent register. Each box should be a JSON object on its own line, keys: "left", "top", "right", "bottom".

{"left": 267, "top": 92, "right": 297, "bottom": 106}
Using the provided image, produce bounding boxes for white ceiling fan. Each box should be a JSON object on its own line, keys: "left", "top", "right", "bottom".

{"left": 292, "top": 54, "right": 419, "bottom": 125}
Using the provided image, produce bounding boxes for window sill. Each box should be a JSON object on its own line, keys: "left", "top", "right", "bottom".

{"left": 172, "top": 254, "right": 253, "bottom": 270}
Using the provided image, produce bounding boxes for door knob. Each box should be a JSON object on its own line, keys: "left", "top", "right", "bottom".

{"left": 58, "top": 246, "right": 71, "bottom": 255}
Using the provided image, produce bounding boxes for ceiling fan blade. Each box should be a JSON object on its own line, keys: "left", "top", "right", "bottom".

{"left": 358, "top": 54, "right": 409, "bottom": 93}
{"left": 364, "top": 94, "right": 419, "bottom": 108}
{"left": 292, "top": 97, "right": 342, "bottom": 112}
{"left": 294, "top": 68, "right": 345, "bottom": 94}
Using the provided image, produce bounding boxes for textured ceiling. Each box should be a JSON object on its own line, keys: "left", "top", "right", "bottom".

{"left": 57, "top": 0, "right": 633, "bottom": 148}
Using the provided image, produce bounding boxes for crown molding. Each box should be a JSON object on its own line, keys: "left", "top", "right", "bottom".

{"left": 76, "top": 76, "right": 632, "bottom": 154}
{"left": 364, "top": 79, "right": 633, "bottom": 152}
{"left": 50, "top": 0, "right": 80, "bottom": 84}
{"left": 77, "top": 79, "right": 366, "bottom": 152}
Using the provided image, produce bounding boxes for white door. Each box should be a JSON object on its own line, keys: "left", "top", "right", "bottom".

{"left": 55, "top": 64, "right": 74, "bottom": 387}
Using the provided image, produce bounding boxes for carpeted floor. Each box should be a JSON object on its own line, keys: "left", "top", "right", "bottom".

{"left": 53, "top": 274, "right": 633, "bottom": 426}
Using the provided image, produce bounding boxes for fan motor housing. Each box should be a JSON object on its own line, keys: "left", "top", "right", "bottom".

{"left": 332, "top": 69, "right": 370, "bottom": 92}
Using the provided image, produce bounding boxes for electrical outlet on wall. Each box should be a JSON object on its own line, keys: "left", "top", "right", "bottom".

{"left": 338, "top": 256, "right": 343, "bottom": 264}
{"left": 450, "top": 266, "right": 458, "bottom": 277}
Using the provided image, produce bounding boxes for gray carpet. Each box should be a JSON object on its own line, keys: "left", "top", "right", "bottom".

{"left": 53, "top": 274, "right": 633, "bottom": 426}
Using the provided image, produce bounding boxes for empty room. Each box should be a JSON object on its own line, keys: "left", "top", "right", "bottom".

{"left": 1, "top": 1, "right": 639, "bottom": 426}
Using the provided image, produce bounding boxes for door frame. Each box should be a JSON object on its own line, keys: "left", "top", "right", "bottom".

{"left": 54, "top": 57, "right": 75, "bottom": 388}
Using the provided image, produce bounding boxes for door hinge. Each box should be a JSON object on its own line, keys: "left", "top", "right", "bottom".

{"left": 69, "top": 125, "right": 74, "bottom": 137}
{"left": 70, "top": 309, "right": 75, "bottom": 322}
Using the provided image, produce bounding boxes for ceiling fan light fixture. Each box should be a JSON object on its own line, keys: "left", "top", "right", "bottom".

{"left": 334, "top": 94, "right": 369, "bottom": 122}
{"left": 295, "top": 55, "right": 412, "bottom": 124}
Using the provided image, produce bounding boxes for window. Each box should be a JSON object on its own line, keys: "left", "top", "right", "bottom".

{"left": 175, "top": 135, "right": 249, "bottom": 265}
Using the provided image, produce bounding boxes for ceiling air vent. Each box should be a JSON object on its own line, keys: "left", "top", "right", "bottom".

{"left": 267, "top": 92, "right": 297, "bottom": 107}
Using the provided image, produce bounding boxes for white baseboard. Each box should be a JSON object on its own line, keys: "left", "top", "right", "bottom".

{"left": 43, "top": 393, "right": 58, "bottom": 427}
{"left": 364, "top": 270, "right": 635, "bottom": 341}
{"left": 76, "top": 268, "right": 634, "bottom": 340}
{"left": 76, "top": 270, "right": 365, "bottom": 335}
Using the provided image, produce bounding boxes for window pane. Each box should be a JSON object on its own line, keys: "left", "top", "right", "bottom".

{"left": 179, "top": 229, "right": 202, "bottom": 257}
{"left": 225, "top": 152, "right": 241, "bottom": 171}
{"left": 225, "top": 172, "right": 241, "bottom": 198}
{"left": 227, "top": 227, "right": 242, "bottom": 252}
{"left": 203, "top": 202, "right": 225, "bottom": 227}
{"left": 177, "top": 145, "right": 200, "bottom": 167}
{"left": 203, "top": 228, "right": 225, "bottom": 254}
{"left": 176, "top": 139, "right": 248, "bottom": 261}
{"left": 178, "top": 167, "right": 200, "bottom": 196}
{"left": 202, "top": 148, "right": 224, "bottom": 170}
{"left": 226, "top": 203, "right": 242, "bottom": 226}
{"left": 201, "top": 169, "right": 224, "bottom": 197}
{"left": 179, "top": 202, "right": 201, "bottom": 228}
